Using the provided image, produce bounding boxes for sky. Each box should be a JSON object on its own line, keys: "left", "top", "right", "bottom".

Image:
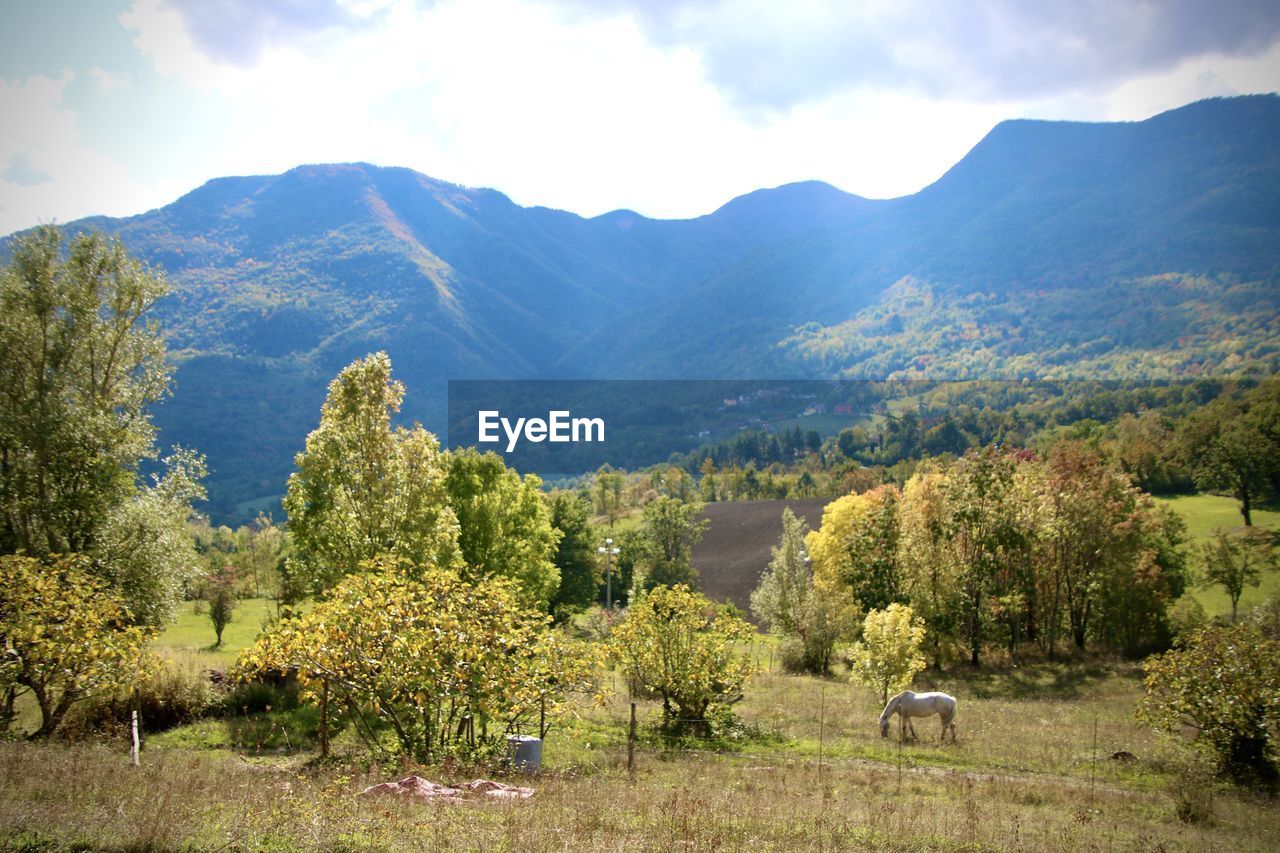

{"left": 2, "top": 0, "right": 1280, "bottom": 235}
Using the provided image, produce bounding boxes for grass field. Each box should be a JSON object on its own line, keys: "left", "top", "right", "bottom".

{"left": 1157, "top": 494, "right": 1280, "bottom": 617}
{"left": 4, "top": 653, "right": 1277, "bottom": 850}
{"left": 3, "top": 493, "right": 1278, "bottom": 849}
{"left": 156, "top": 596, "right": 284, "bottom": 667}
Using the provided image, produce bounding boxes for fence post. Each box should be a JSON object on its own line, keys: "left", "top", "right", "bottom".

{"left": 628, "top": 702, "right": 637, "bottom": 778}
{"left": 818, "top": 684, "right": 825, "bottom": 773}
{"left": 130, "top": 710, "right": 140, "bottom": 767}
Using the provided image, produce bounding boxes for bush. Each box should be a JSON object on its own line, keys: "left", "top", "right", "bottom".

{"left": 64, "top": 652, "right": 226, "bottom": 738}
{"left": 1167, "top": 595, "right": 1207, "bottom": 639}
{"left": 777, "top": 637, "right": 810, "bottom": 675}
{"left": 609, "top": 584, "right": 755, "bottom": 737}
{"left": 1137, "top": 623, "right": 1280, "bottom": 786}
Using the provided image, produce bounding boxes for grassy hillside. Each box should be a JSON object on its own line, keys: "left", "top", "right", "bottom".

{"left": 3, "top": 656, "right": 1277, "bottom": 849}
{"left": 1158, "top": 494, "right": 1280, "bottom": 617}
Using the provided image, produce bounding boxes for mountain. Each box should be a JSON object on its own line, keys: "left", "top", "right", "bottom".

{"left": 6, "top": 95, "right": 1279, "bottom": 521}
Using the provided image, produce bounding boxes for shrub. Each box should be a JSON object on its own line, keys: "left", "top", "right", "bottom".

{"left": 236, "top": 557, "right": 602, "bottom": 761}
{"left": 1137, "top": 623, "right": 1280, "bottom": 786}
{"left": 609, "top": 584, "right": 755, "bottom": 736}
{"left": 64, "top": 652, "right": 226, "bottom": 738}
{"left": 849, "top": 603, "right": 927, "bottom": 704}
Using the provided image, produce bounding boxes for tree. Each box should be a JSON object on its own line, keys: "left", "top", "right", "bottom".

{"left": 751, "top": 508, "right": 856, "bottom": 675}
{"left": 0, "top": 227, "right": 170, "bottom": 557}
{"left": 283, "top": 353, "right": 459, "bottom": 594}
{"left": 206, "top": 564, "right": 238, "bottom": 648}
{"left": 751, "top": 509, "right": 812, "bottom": 638}
{"left": 633, "top": 496, "right": 707, "bottom": 591}
{"left": 444, "top": 448, "right": 561, "bottom": 609}
{"left": 93, "top": 448, "right": 206, "bottom": 627}
{"left": 610, "top": 585, "right": 754, "bottom": 736}
{"left": 1137, "top": 623, "right": 1280, "bottom": 785}
{"left": 942, "top": 447, "right": 1024, "bottom": 667}
{"left": 806, "top": 485, "right": 902, "bottom": 613}
{"left": 0, "top": 555, "right": 152, "bottom": 739}
{"left": 1200, "top": 527, "right": 1275, "bottom": 622}
{"left": 898, "top": 464, "right": 962, "bottom": 668}
{"left": 593, "top": 466, "right": 625, "bottom": 525}
{"left": 1037, "top": 442, "right": 1178, "bottom": 654}
{"left": 849, "top": 603, "right": 927, "bottom": 705}
{"left": 546, "top": 492, "right": 600, "bottom": 619}
{"left": 1180, "top": 398, "right": 1275, "bottom": 526}
{"left": 0, "top": 227, "right": 203, "bottom": 626}
{"left": 237, "top": 557, "right": 601, "bottom": 762}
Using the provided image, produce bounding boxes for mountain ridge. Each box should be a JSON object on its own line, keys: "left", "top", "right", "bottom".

{"left": 5, "top": 94, "right": 1278, "bottom": 521}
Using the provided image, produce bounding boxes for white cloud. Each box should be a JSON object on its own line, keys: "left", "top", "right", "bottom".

{"left": 4, "top": 0, "right": 1277, "bottom": 233}
{"left": 0, "top": 73, "right": 163, "bottom": 234}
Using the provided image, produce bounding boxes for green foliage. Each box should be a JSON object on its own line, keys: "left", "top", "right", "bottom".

{"left": 1138, "top": 623, "right": 1280, "bottom": 786}
{"left": 610, "top": 584, "right": 755, "bottom": 736}
{"left": 898, "top": 464, "right": 962, "bottom": 668}
{"left": 205, "top": 565, "right": 238, "bottom": 648}
{"left": 0, "top": 227, "right": 203, "bottom": 627}
{"left": 849, "top": 603, "right": 928, "bottom": 704}
{"left": 751, "top": 508, "right": 854, "bottom": 674}
{"left": 1199, "top": 527, "right": 1276, "bottom": 621}
{"left": 806, "top": 485, "right": 903, "bottom": 613}
{"left": 443, "top": 448, "right": 561, "bottom": 610}
{"left": 65, "top": 651, "right": 228, "bottom": 737}
{"left": 547, "top": 492, "right": 601, "bottom": 619}
{"left": 94, "top": 448, "right": 207, "bottom": 628}
{"left": 0, "top": 227, "right": 171, "bottom": 556}
{"left": 0, "top": 555, "right": 153, "bottom": 739}
{"left": 632, "top": 497, "right": 707, "bottom": 592}
{"left": 1179, "top": 390, "right": 1280, "bottom": 526}
{"left": 235, "top": 557, "right": 601, "bottom": 761}
{"left": 283, "top": 353, "right": 459, "bottom": 594}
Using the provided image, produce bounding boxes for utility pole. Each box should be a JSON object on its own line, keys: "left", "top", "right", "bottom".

{"left": 598, "top": 537, "right": 620, "bottom": 609}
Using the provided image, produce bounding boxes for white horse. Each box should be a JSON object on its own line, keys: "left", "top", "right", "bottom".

{"left": 879, "top": 690, "right": 957, "bottom": 743}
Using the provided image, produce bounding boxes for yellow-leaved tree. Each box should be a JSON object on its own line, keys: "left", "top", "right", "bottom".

{"left": 610, "top": 584, "right": 755, "bottom": 736}
{"left": 849, "top": 603, "right": 927, "bottom": 705}
{"left": 235, "top": 557, "right": 602, "bottom": 761}
{"left": 0, "top": 555, "right": 153, "bottom": 739}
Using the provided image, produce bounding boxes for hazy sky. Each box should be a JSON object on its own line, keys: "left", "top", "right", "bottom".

{"left": 2, "top": 0, "right": 1279, "bottom": 234}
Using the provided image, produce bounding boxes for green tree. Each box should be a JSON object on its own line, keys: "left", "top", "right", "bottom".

{"left": 898, "top": 464, "right": 962, "bottom": 668}
{"left": 206, "top": 564, "right": 238, "bottom": 648}
{"left": 444, "top": 448, "right": 561, "bottom": 610}
{"left": 1137, "top": 623, "right": 1280, "bottom": 785}
{"left": 634, "top": 496, "right": 707, "bottom": 591}
{"left": 547, "top": 492, "right": 600, "bottom": 619}
{"left": 1200, "top": 527, "right": 1275, "bottom": 622}
{"left": 751, "top": 508, "right": 855, "bottom": 675}
{"left": 807, "top": 485, "right": 902, "bottom": 613}
{"left": 848, "top": 603, "right": 928, "bottom": 705}
{"left": 94, "top": 448, "right": 206, "bottom": 627}
{"left": 0, "top": 227, "right": 202, "bottom": 626}
{"left": 0, "top": 555, "right": 153, "bottom": 739}
{"left": 237, "top": 557, "right": 601, "bottom": 762}
{"left": 1180, "top": 398, "right": 1275, "bottom": 526}
{"left": 751, "top": 509, "right": 812, "bottom": 638}
{"left": 942, "top": 447, "right": 1022, "bottom": 667}
{"left": 1037, "top": 442, "right": 1177, "bottom": 654}
{"left": 283, "top": 353, "right": 459, "bottom": 594}
{"left": 610, "top": 584, "right": 754, "bottom": 736}
{"left": 0, "top": 227, "right": 170, "bottom": 557}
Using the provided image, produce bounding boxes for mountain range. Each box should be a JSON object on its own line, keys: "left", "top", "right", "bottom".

{"left": 7, "top": 94, "right": 1279, "bottom": 522}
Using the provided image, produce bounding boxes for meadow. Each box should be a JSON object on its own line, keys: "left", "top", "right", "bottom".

{"left": 2, "top": 493, "right": 1278, "bottom": 851}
